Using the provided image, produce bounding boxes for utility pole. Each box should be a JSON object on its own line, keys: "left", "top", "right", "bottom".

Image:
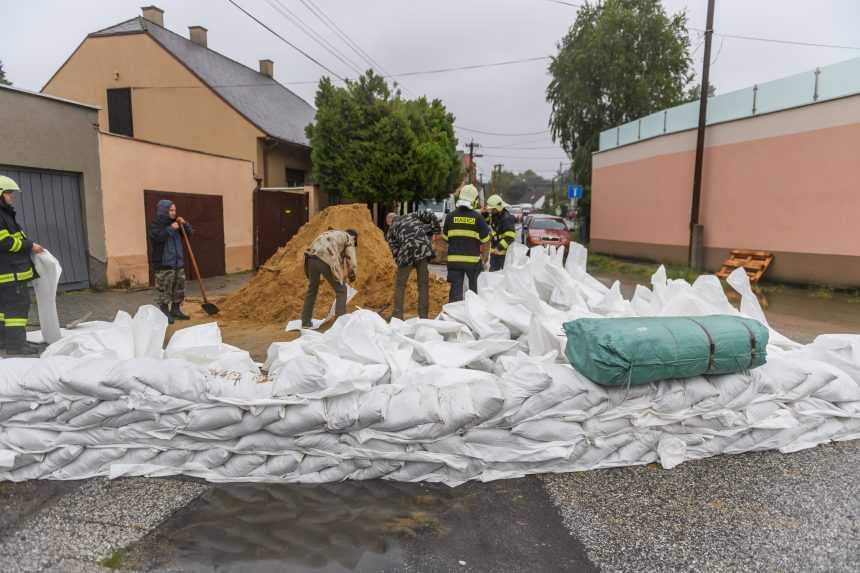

{"left": 466, "top": 139, "right": 483, "bottom": 184}
{"left": 689, "top": 0, "right": 716, "bottom": 270}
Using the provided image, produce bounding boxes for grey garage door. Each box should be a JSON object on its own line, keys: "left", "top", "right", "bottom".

{"left": 0, "top": 166, "right": 90, "bottom": 290}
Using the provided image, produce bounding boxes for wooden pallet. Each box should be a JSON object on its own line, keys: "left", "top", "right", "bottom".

{"left": 716, "top": 250, "right": 774, "bottom": 284}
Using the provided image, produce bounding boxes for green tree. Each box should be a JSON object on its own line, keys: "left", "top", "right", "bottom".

{"left": 306, "top": 71, "right": 460, "bottom": 204}
{"left": 546, "top": 0, "right": 693, "bottom": 186}
{"left": 685, "top": 82, "right": 717, "bottom": 102}
{"left": 0, "top": 60, "right": 11, "bottom": 86}
{"left": 494, "top": 169, "right": 553, "bottom": 205}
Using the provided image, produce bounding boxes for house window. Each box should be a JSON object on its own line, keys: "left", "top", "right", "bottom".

{"left": 107, "top": 88, "right": 134, "bottom": 137}
{"left": 286, "top": 168, "right": 305, "bottom": 188}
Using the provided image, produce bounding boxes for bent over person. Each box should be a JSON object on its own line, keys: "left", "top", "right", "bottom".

{"left": 442, "top": 184, "right": 490, "bottom": 303}
{"left": 148, "top": 200, "right": 192, "bottom": 325}
{"left": 386, "top": 209, "right": 441, "bottom": 320}
{"left": 0, "top": 176, "right": 45, "bottom": 355}
{"left": 301, "top": 228, "right": 359, "bottom": 328}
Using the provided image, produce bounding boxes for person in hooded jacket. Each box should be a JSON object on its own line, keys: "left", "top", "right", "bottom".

{"left": 148, "top": 200, "right": 192, "bottom": 324}
{"left": 0, "top": 176, "right": 45, "bottom": 355}
{"left": 385, "top": 209, "right": 441, "bottom": 320}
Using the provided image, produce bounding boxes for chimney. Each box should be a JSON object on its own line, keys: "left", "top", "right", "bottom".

{"left": 259, "top": 59, "right": 274, "bottom": 78}
{"left": 189, "top": 26, "right": 208, "bottom": 48}
{"left": 141, "top": 5, "right": 164, "bottom": 27}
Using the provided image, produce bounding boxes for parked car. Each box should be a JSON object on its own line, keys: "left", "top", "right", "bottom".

{"left": 521, "top": 213, "right": 551, "bottom": 242}
{"left": 524, "top": 215, "right": 571, "bottom": 255}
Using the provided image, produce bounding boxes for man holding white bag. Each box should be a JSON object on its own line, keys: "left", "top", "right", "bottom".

{"left": 0, "top": 176, "right": 45, "bottom": 355}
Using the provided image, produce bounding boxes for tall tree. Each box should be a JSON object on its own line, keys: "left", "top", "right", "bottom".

{"left": 495, "top": 169, "right": 552, "bottom": 205}
{"left": 0, "top": 60, "right": 11, "bottom": 86}
{"left": 306, "top": 71, "right": 460, "bottom": 204}
{"left": 547, "top": 0, "right": 693, "bottom": 187}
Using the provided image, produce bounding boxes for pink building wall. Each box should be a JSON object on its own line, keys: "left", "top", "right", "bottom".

{"left": 591, "top": 94, "right": 860, "bottom": 286}
{"left": 99, "top": 133, "right": 258, "bottom": 286}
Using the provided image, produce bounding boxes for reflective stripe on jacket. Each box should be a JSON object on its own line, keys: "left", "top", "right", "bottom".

{"left": 442, "top": 206, "right": 490, "bottom": 269}
{"left": 490, "top": 209, "right": 517, "bottom": 255}
{"left": 0, "top": 203, "right": 34, "bottom": 284}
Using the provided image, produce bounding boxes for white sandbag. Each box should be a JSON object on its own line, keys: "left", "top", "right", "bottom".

{"left": 31, "top": 251, "right": 63, "bottom": 345}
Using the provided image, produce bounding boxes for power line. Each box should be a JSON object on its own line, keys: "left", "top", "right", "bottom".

{"left": 224, "top": 0, "right": 345, "bottom": 80}
{"left": 546, "top": 0, "right": 860, "bottom": 51}
{"left": 457, "top": 126, "right": 552, "bottom": 137}
{"left": 706, "top": 30, "right": 860, "bottom": 52}
{"left": 265, "top": 0, "right": 363, "bottom": 76}
{"left": 296, "top": 0, "right": 391, "bottom": 76}
{"left": 389, "top": 55, "right": 550, "bottom": 78}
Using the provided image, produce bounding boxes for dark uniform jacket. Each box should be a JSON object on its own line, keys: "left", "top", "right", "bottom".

{"left": 0, "top": 203, "right": 35, "bottom": 284}
{"left": 442, "top": 206, "right": 490, "bottom": 270}
{"left": 386, "top": 211, "right": 441, "bottom": 267}
{"left": 490, "top": 209, "right": 518, "bottom": 255}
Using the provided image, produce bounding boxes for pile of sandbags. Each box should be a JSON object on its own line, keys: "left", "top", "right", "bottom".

{"left": 0, "top": 244, "right": 858, "bottom": 485}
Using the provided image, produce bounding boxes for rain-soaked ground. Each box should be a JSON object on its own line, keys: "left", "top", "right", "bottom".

{"left": 120, "top": 478, "right": 594, "bottom": 573}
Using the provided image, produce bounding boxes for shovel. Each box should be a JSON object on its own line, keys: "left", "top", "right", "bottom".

{"left": 179, "top": 223, "right": 219, "bottom": 316}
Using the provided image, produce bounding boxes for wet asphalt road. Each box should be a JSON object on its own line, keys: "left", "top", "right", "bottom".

{"left": 1, "top": 269, "right": 857, "bottom": 571}
{"left": 119, "top": 477, "right": 594, "bottom": 573}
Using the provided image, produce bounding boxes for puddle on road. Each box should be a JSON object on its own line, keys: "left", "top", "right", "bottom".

{"left": 123, "top": 480, "right": 472, "bottom": 572}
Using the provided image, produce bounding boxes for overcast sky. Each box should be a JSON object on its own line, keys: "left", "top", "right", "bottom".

{"left": 3, "top": 0, "right": 859, "bottom": 179}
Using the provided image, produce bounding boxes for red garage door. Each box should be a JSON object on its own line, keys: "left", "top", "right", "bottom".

{"left": 144, "top": 190, "right": 225, "bottom": 284}
{"left": 256, "top": 190, "right": 308, "bottom": 266}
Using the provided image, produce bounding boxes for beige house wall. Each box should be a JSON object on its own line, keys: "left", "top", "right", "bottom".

{"left": 99, "top": 133, "right": 256, "bottom": 286}
{"left": 591, "top": 94, "right": 860, "bottom": 286}
{"left": 43, "top": 34, "right": 267, "bottom": 174}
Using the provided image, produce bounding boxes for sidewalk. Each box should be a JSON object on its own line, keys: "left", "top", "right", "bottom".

{"left": 36, "top": 273, "right": 252, "bottom": 327}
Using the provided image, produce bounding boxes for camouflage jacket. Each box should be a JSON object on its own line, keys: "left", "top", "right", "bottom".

{"left": 385, "top": 211, "right": 441, "bottom": 267}
{"left": 306, "top": 230, "right": 358, "bottom": 284}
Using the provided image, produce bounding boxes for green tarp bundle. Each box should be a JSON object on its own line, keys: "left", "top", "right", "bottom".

{"left": 563, "top": 315, "right": 769, "bottom": 387}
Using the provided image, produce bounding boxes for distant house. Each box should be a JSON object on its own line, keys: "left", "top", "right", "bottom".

{"left": 41, "top": 6, "right": 323, "bottom": 285}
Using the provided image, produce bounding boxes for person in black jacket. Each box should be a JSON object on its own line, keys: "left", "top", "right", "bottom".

{"left": 485, "top": 194, "right": 517, "bottom": 271}
{"left": 148, "top": 200, "right": 192, "bottom": 324}
{"left": 442, "top": 184, "right": 490, "bottom": 303}
{"left": 0, "top": 176, "right": 45, "bottom": 355}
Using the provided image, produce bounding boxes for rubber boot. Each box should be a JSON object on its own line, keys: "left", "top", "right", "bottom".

{"left": 160, "top": 303, "right": 175, "bottom": 325}
{"left": 171, "top": 303, "right": 190, "bottom": 321}
{"left": 6, "top": 343, "right": 41, "bottom": 356}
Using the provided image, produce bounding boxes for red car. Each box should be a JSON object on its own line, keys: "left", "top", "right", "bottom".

{"left": 525, "top": 215, "right": 571, "bottom": 253}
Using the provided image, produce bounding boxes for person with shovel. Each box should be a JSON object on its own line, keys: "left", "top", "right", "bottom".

{"left": 148, "top": 200, "right": 192, "bottom": 324}
{"left": 301, "top": 228, "right": 358, "bottom": 328}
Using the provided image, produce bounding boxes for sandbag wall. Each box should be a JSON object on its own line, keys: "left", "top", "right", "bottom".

{"left": 0, "top": 245, "right": 858, "bottom": 485}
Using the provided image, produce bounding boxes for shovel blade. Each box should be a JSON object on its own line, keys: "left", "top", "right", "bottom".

{"left": 202, "top": 302, "right": 220, "bottom": 316}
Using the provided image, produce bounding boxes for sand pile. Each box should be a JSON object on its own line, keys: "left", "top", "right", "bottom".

{"left": 221, "top": 204, "right": 450, "bottom": 323}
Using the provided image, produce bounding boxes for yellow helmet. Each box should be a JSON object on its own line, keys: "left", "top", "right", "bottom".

{"left": 486, "top": 194, "right": 508, "bottom": 212}
{"left": 0, "top": 176, "right": 21, "bottom": 193}
{"left": 457, "top": 184, "right": 479, "bottom": 208}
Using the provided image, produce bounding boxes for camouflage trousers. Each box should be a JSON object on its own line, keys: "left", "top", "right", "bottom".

{"left": 154, "top": 268, "right": 186, "bottom": 306}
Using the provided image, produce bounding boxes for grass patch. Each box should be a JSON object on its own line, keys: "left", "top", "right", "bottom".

{"left": 98, "top": 550, "right": 125, "bottom": 569}
{"left": 587, "top": 253, "right": 701, "bottom": 284}
{"left": 810, "top": 285, "right": 834, "bottom": 300}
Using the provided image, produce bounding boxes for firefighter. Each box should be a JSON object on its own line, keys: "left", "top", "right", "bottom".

{"left": 486, "top": 194, "right": 517, "bottom": 271}
{"left": 0, "top": 176, "right": 45, "bottom": 355}
{"left": 442, "top": 184, "right": 490, "bottom": 303}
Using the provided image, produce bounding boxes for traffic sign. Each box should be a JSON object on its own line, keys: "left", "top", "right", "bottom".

{"left": 568, "top": 184, "right": 583, "bottom": 200}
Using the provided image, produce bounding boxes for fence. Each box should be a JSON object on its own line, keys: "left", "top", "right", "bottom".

{"left": 599, "top": 56, "right": 860, "bottom": 151}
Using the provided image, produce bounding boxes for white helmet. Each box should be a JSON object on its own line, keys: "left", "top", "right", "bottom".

{"left": 486, "top": 194, "right": 508, "bottom": 212}
{"left": 0, "top": 176, "right": 21, "bottom": 193}
{"left": 457, "top": 184, "right": 479, "bottom": 208}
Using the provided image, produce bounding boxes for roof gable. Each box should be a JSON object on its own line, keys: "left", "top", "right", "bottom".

{"left": 90, "top": 16, "right": 315, "bottom": 147}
